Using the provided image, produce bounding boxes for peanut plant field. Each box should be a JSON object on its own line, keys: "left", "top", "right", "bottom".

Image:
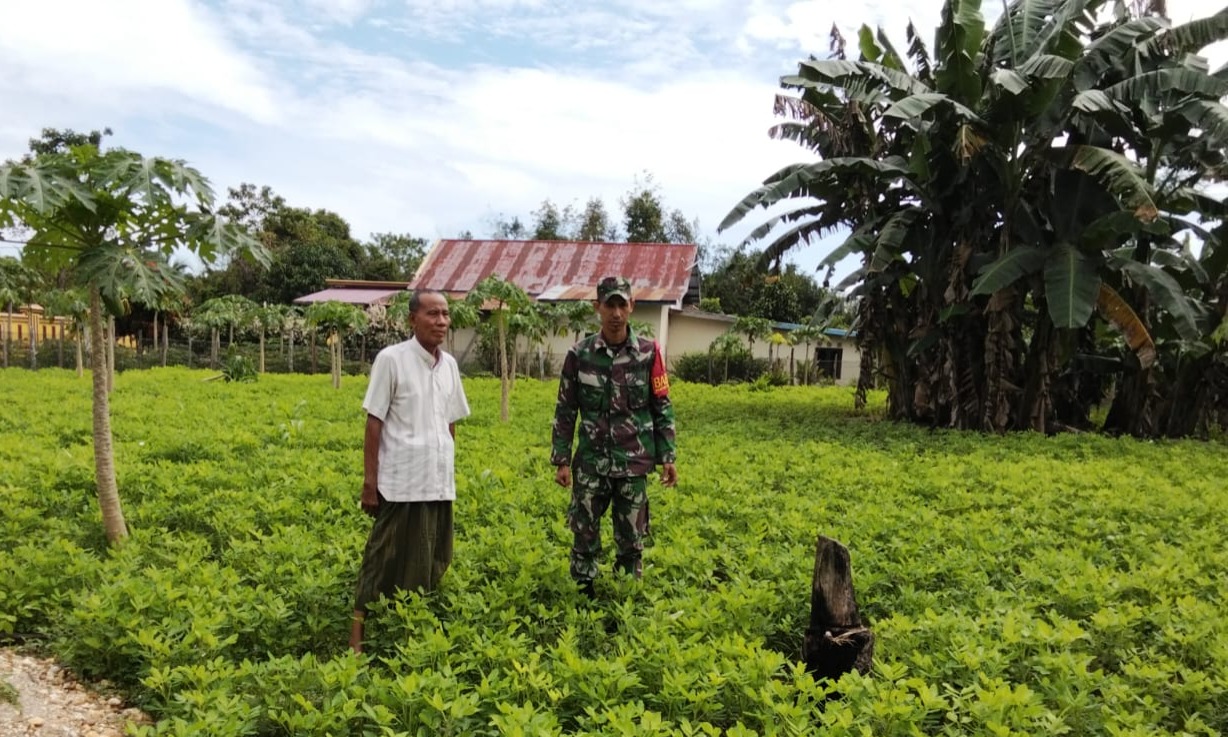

{"left": 1, "top": 368, "right": 1225, "bottom": 736}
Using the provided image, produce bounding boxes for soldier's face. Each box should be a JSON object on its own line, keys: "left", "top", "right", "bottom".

{"left": 410, "top": 293, "right": 451, "bottom": 351}
{"left": 595, "top": 296, "right": 632, "bottom": 340}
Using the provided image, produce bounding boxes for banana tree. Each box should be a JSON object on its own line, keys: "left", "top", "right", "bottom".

{"left": 467, "top": 274, "right": 531, "bottom": 421}
{"left": 0, "top": 137, "right": 263, "bottom": 544}
{"left": 721, "top": 0, "right": 1228, "bottom": 435}
{"left": 305, "top": 300, "right": 368, "bottom": 389}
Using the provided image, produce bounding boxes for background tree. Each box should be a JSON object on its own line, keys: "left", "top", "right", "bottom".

{"left": 531, "top": 199, "right": 579, "bottom": 241}
{"left": 732, "top": 315, "right": 773, "bottom": 356}
{"left": 621, "top": 173, "right": 697, "bottom": 244}
{"left": 251, "top": 302, "right": 287, "bottom": 373}
{"left": 0, "top": 128, "right": 263, "bottom": 544}
{"left": 577, "top": 197, "right": 616, "bottom": 241}
{"left": 0, "top": 257, "right": 38, "bottom": 368}
{"left": 467, "top": 274, "right": 532, "bottom": 421}
{"left": 365, "top": 232, "right": 427, "bottom": 282}
{"left": 304, "top": 301, "right": 368, "bottom": 389}
{"left": 445, "top": 295, "right": 481, "bottom": 356}
{"left": 790, "top": 320, "right": 825, "bottom": 385}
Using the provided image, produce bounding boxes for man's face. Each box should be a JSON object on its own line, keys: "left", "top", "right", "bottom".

{"left": 595, "top": 295, "right": 632, "bottom": 338}
{"left": 410, "top": 293, "right": 450, "bottom": 350}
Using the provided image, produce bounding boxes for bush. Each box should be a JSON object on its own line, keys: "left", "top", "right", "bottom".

{"left": 672, "top": 351, "right": 769, "bottom": 385}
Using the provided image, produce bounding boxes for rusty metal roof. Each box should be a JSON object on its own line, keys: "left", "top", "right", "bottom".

{"left": 293, "top": 287, "right": 406, "bottom": 306}
{"left": 411, "top": 240, "right": 698, "bottom": 303}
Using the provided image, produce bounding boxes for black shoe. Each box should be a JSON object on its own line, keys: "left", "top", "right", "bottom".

{"left": 579, "top": 581, "right": 596, "bottom": 600}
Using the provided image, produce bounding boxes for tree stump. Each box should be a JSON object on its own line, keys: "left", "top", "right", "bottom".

{"left": 803, "top": 535, "right": 874, "bottom": 681}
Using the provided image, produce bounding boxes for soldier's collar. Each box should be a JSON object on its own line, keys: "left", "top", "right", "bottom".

{"left": 594, "top": 328, "right": 639, "bottom": 352}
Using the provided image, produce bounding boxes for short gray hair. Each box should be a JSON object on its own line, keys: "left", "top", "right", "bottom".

{"left": 408, "top": 289, "right": 445, "bottom": 313}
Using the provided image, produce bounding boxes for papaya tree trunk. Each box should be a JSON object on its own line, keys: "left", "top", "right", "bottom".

{"left": 187, "top": 333, "right": 194, "bottom": 369}
{"left": 89, "top": 289, "right": 128, "bottom": 545}
{"left": 106, "top": 315, "right": 116, "bottom": 393}
{"left": 498, "top": 315, "right": 510, "bottom": 421}
{"left": 310, "top": 331, "right": 318, "bottom": 374}
{"left": 331, "top": 331, "right": 342, "bottom": 389}
{"left": 211, "top": 327, "right": 220, "bottom": 367}
{"left": 161, "top": 321, "right": 168, "bottom": 367}
{"left": 2, "top": 302, "right": 10, "bottom": 368}
{"left": 259, "top": 327, "right": 266, "bottom": 374}
{"left": 75, "top": 327, "right": 84, "bottom": 378}
{"left": 152, "top": 312, "right": 159, "bottom": 359}
{"left": 28, "top": 309, "right": 38, "bottom": 370}
{"left": 288, "top": 331, "right": 296, "bottom": 372}
{"left": 57, "top": 325, "right": 65, "bottom": 369}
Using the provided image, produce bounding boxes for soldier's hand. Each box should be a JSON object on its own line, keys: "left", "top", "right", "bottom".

{"left": 360, "top": 482, "right": 380, "bottom": 517}
{"left": 660, "top": 463, "right": 677, "bottom": 487}
{"left": 555, "top": 464, "right": 572, "bottom": 488}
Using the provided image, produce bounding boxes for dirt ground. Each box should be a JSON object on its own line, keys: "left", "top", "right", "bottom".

{"left": 0, "top": 649, "right": 151, "bottom": 737}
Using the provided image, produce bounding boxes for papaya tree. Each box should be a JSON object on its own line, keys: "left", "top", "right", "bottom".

{"left": 0, "top": 133, "right": 264, "bottom": 544}
{"left": 305, "top": 300, "right": 368, "bottom": 389}
{"left": 467, "top": 274, "right": 531, "bottom": 421}
{"left": 444, "top": 294, "right": 480, "bottom": 356}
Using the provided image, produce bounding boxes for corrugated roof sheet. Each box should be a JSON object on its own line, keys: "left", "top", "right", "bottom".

{"left": 411, "top": 240, "right": 698, "bottom": 303}
{"left": 293, "top": 287, "right": 406, "bottom": 306}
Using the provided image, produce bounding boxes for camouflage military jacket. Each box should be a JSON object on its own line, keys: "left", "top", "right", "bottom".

{"left": 551, "top": 330, "right": 676, "bottom": 477}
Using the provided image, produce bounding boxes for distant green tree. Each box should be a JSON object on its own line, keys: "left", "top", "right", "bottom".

{"left": 366, "top": 232, "right": 427, "bottom": 281}
{"left": 531, "top": 200, "right": 578, "bottom": 241}
{"left": 577, "top": 197, "right": 615, "bottom": 242}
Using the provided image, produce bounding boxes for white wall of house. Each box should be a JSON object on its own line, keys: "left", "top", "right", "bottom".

{"left": 444, "top": 303, "right": 861, "bottom": 386}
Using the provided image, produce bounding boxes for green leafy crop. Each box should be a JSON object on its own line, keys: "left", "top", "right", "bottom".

{"left": 1, "top": 368, "right": 1225, "bottom": 736}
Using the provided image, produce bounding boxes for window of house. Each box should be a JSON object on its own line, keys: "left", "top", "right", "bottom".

{"left": 815, "top": 347, "right": 843, "bottom": 380}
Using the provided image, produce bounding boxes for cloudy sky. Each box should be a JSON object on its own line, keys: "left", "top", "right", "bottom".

{"left": 0, "top": 0, "right": 1223, "bottom": 276}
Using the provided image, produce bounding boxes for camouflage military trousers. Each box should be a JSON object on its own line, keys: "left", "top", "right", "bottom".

{"left": 567, "top": 470, "right": 648, "bottom": 584}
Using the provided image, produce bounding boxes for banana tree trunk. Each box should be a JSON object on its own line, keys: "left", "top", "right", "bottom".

{"left": 89, "top": 289, "right": 128, "bottom": 545}
{"left": 1018, "top": 306, "right": 1057, "bottom": 434}
{"left": 981, "top": 289, "right": 1018, "bottom": 432}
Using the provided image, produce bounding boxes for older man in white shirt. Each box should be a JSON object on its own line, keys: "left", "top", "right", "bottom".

{"left": 350, "top": 289, "right": 470, "bottom": 653}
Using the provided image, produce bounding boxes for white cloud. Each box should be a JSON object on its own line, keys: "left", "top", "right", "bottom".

{"left": 0, "top": 0, "right": 280, "bottom": 126}
{"left": 2, "top": 0, "right": 1225, "bottom": 278}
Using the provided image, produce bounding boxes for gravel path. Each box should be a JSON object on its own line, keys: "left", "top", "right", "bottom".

{"left": 0, "top": 649, "right": 151, "bottom": 737}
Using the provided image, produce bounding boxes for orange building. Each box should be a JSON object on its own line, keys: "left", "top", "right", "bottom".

{"left": 0, "top": 305, "right": 70, "bottom": 344}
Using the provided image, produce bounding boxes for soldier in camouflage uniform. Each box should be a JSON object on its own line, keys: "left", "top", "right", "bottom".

{"left": 552, "top": 276, "right": 678, "bottom": 598}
